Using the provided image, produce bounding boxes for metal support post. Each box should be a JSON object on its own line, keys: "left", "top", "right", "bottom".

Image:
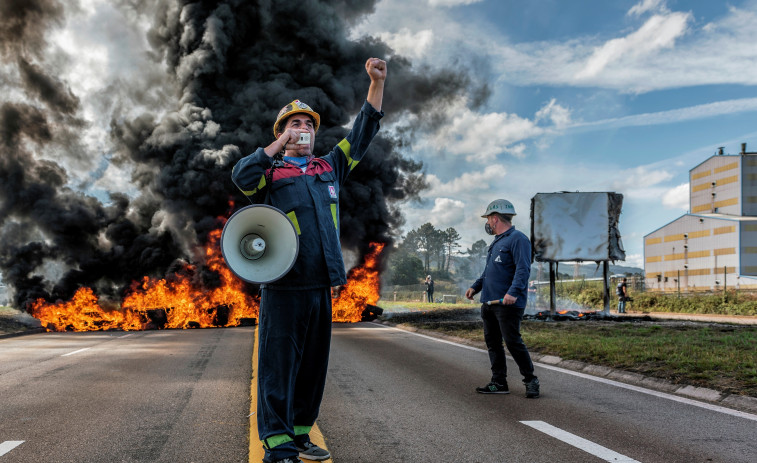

{"left": 602, "top": 261, "right": 610, "bottom": 314}
{"left": 549, "top": 262, "right": 556, "bottom": 319}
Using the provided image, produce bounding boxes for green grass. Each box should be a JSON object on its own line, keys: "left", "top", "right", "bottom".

{"left": 532, "top": 281, "right": 757, "bottom": 316}
{"left": 380, "top": 303, "right": 757, "bottom": 397}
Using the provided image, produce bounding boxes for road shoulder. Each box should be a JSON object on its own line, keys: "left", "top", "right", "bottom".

{"left": 379, "top": 319, "right": 757, "bottom": 415}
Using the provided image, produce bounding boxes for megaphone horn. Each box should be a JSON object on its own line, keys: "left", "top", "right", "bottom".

{"left": 221, "top": 205, "right": 300, "bottom": 284}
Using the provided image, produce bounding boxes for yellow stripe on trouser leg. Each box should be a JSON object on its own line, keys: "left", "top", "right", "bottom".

{"left": 250, "top": 327, "right": 333, "bottom": 462}
{"left": 294, "top": 425, "right": 312, "bottom": 436}
{"left": 262, "top": 434, "right": 293, "bottom": 450}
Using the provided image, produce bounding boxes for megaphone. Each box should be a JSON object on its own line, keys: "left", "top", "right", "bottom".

{"left": 221, "top": 205, "right": 299, "bottom": 284}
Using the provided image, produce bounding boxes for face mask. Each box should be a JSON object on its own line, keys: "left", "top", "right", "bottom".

{"left": 485, "top": 222, "right": 494, "bottom": 235}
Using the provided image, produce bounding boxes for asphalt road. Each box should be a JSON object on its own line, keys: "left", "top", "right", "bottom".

{"left": 319, "top": 323, "right": 757, "bottom": 463}
{"left": 2, "top": 323, "right": 756, "bottom": 463}
{"left": 0, "top": 327, "right": 253, "bottom": 463}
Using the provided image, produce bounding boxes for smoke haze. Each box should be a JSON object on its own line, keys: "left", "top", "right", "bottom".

{"left": 0, "top": 0, "right": 485, "bottom": 309}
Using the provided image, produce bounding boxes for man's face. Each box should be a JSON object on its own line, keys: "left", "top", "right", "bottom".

{"left": 282, "top": 114, "right": 315, "bottom": 156}
{"left": 484, "top": 214, "right": 497, "bottom": 235}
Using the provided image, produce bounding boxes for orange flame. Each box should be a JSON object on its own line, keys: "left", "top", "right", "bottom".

{"left": 332, "top": 242, "right": 384, "bottom": 322}
{"left": 30, "top": 229, "right": 258, "bottom": 331}
{"left": 29, "top": 232, "right": 386, "bottom": 331}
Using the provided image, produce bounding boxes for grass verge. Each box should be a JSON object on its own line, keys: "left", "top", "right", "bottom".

{"left": 379, "top": 302, "right": 757, "bottom": 398}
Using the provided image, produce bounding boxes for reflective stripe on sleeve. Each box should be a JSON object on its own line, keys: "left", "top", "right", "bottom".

{"left": 330, "top": 203, "right": 338, "bottom": 230}
{"left": 338, "top": 139, "right": 359, "bottom": 171}
{"left": 239, "top": 175, "right": 267, "bottom": 197}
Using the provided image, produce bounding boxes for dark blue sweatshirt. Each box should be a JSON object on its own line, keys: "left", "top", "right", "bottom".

{"left": 471, "top": 226, "right": 532, "bottom": 308}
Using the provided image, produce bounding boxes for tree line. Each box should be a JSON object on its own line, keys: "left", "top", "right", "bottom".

{"left": 387, "top": 222, "right": 490, "bottom": 285}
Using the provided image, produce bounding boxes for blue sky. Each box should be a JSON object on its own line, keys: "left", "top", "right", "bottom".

{"left": 23, "top": 0, "right": 757, "bottom": 273}
{"left": 348, "top": 0, "right": 757, "bottom": 268}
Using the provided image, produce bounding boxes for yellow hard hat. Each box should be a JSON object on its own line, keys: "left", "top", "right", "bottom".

{"left": 273, "top": 99, "right": 321, "bottom": 136}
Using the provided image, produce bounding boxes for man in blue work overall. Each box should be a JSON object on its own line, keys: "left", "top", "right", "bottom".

{"left": 465, "top": 199, "right": 540, "bottom": 399}
{"left": 231, "top": 58, "right": 387, "bottom": 463}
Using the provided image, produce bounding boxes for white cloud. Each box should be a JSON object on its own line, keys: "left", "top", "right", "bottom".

{"left": 624, "top": 253, "right": 644, "bottom": 268}
{"left": 425, "top": 164, "right": 508, "bottom": 196}
{"left": 570, "top": 97, "right": 757, "bottom": 132}
{"left": 535, "top": 98, "right": 572, "bottom": 129}
{"left": 427, "top": 0, "right": 484, "bottom": 6}
{"left": 662, "top": 183, "right": 690, "bottom": 210}
{"left": 430, "top": 100, "right": 545, "bottom": 162}
{"left": 612, "top": 166, "right": 673, "bottom": 191}
{"left": 575, "top": 12, "right": 690, "bottom": 80}
{"left": 490, "top": 5, "right": 757, "bottom": 92}
{"left": 628, "top": 0, "right": 668, "bottom": 17}
{"left": 377, "top": 28, "right": 434, "bottom": 58}
{"left": 429, "top": 198, "right": 466, "bottom": 226}
{"left": 359, "top": 0, "right": 757, "bottom": 93}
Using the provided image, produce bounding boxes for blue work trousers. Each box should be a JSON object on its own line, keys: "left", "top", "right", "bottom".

{"left": 258, "top": 287, "right": 332, "bottom": 461}
{"left": 481, "top": 304, "right": 536, "bottom": 384}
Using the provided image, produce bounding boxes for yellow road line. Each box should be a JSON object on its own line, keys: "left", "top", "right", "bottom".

{"left": 250, "top": 326, "right": 333, "bottom": 462}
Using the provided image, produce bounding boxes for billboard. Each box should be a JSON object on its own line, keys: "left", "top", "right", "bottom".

{"left": 531, "top": 192, "right": 625, "bottom": 262}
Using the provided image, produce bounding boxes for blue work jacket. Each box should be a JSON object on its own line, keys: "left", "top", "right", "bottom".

{"left": 231, "top": 101, "right": 383, "bottom": 289}
{"left": 471, "top": 226, "right": 532, "bottom": 308}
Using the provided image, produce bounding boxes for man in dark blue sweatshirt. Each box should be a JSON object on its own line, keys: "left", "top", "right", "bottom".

{"left": 465, "top": 199, "right": 540, "bottom": 399}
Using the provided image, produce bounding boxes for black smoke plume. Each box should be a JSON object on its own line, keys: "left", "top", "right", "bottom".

{"left": 0, "top": 0, "right": 486, "bottom": 310}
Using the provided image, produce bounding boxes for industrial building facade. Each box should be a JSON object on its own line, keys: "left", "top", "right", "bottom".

{"left": 644, "top": 144, "right": 757, "bottom": 292}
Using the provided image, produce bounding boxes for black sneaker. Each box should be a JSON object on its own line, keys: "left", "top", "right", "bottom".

{"left": 265, "top": 458, "right": 302, "bottom": 463}
{"left": 296, "top": 441, "right": 330, "bottom": 461}
{"left": 525, "top": 377, "right": 540, "bottom": 398}
{"left": 476, "top": 381, "right": 510, "bottom": 394}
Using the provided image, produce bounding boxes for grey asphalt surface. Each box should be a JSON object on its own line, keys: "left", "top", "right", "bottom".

{"left": 0, "top": 327, "right": 253, "bottom": 463}
{"left": 2, "top": 312, "right": 755, "bottom": 462}
{"left": 318, "top": 322, "right": 757, "bottom": 463}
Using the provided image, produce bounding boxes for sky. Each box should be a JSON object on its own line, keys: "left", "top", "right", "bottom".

{"left": 346, "top": 0, "right": 757, "bottom": 268}
{"left": 5, "top": 0, "right": 757, "bottom": 278}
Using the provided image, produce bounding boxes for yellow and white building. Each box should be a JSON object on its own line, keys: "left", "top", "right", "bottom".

{"left": 644, "top": 144, "right": 757, "bottom": 292}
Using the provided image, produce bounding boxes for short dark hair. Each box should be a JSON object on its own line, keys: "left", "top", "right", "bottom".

{"left": 493, "top": 213, "right": 513, "bottom": 224}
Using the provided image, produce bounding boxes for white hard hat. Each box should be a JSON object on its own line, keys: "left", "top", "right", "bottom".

{"left": 481, "top": 199, "right": 516, "bottom": 217}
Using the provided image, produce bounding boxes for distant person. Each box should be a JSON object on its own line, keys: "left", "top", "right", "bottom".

{"left": 424, "top": 275, "right": 434, "bottom": 303}
{"left": 527, "top": 281, "right": 537, "bottom": 306}
{"left": 616, "top": 277, "right": 628, "bottom": 314}
{"left": 465, "top": 199, "right": 539, "bottom": 398}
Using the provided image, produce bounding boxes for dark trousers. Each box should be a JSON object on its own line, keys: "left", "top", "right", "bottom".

{"left": 258, "top": 287, "right": 332, "bottom": 461}
{"left": 481, "top": 304, "right": 536, "bottom": 384}
{"left": 427, "top": 291, "right": 433, "bottom": 302}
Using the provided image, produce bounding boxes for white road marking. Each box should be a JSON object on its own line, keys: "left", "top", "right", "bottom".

{"left": 61, "top": 347, "right": 91, "bottom": 357}
{"left": 371, "top": 322, "right": 757, "bottom": 422}
{"left": 0, "top": 441, "right": 24, "bottom": 457}
{"left": 521, "top": 421, "right": 641, "bottom": 462}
